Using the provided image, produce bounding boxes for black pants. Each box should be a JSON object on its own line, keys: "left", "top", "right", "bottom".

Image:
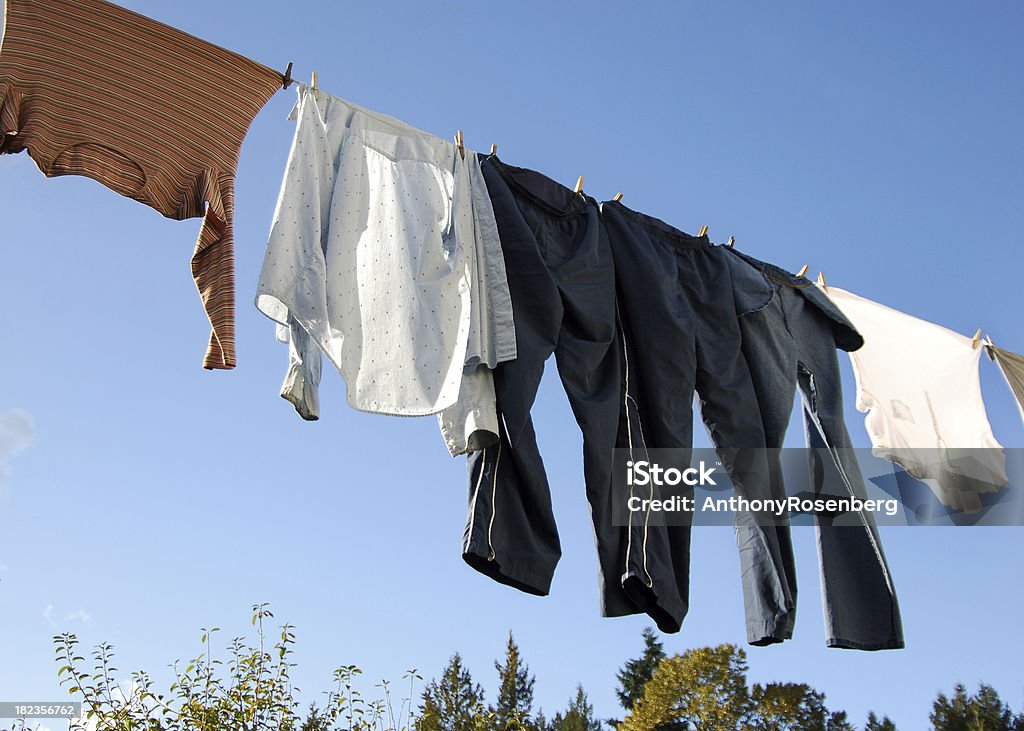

{"left": 602, "top": 201, "right": 793, "bottom": 639}
{"left": 463, "top": 158, "right": 638, "bottom": 618}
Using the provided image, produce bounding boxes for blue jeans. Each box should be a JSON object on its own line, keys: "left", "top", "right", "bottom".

{"left": 725, "top": 248, "right": 904, "bottom": 650}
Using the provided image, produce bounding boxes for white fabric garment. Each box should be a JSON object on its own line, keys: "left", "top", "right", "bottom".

{"left": 256, "top": 84, "right": 515, "bottom": 454}
{"left": 823, "top": 285, "right": 1007, "bottom": 511}
{"left": 437, "top": 154, "right": 516, "bottom": 455}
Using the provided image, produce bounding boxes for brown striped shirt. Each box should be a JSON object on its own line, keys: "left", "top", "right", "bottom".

{"left": 0, "top": 0, "right": 283, "bottom": 368}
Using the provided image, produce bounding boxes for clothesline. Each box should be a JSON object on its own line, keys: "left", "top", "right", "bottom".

{"left": 272, "top": 68, "right": 979, "bottom": 356}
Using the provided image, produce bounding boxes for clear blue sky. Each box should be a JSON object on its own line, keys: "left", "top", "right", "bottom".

{"left": 2, "top": 1, "right": 1023, "bottom": 728}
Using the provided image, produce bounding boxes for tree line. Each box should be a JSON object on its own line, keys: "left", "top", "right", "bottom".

{"left": 24, "top": 605, "right": 1022, "bottom": 731}
{"left": 412, "top": 628, "right": 1024, "bottom": 731}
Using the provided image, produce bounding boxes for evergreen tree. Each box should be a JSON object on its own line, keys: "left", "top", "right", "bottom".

{"left": 865, "top": 711, "right": 898, "bottom": 730}
{"left": 930, "top": 683, "right": 1024, "bottom": 730}
{"left": 535, "top": 709, "right": 551, "bottom": 731}
{"left": 490, "top": 631, "right": 537, "bottom": 730}
{"left": 615, "top": 627, "right": 667, "bottom": 712}
{"left": 418, "top": 653, "right": 487, "bottom": 731}
{"left": 299, "top": 703, "right": 329, "bottom": 731}
{"left": 932, "top": 684, "right": 972, "bottom": 731}
{"left": 549, "top": 685, "right": 602, "bottom": 731}
{"left": 826, "top": 710, "right": 856, "bottom": 730}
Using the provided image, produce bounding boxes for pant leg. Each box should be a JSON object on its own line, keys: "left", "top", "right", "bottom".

{"left": 690, "top": 246, "right": 795, "bottom": 646}
{"left": 618, "top": 310, "right": 696, "bottom": 633}
{"left": 603, "top": 203, "right": 697, "bottom": 631}
{"left": 785, "top": 287, "right": 905, "bottom": 650}
{"left": 464, "top": 416, "right": 562, "bottom": 594}
{"left": 547, "top": 212, "right": 636, "bottom": 618}
{"left": 733, "top": 285, "right": 801, "bottom": 643}
{"left": 464, "top": 160, "right": 638, "bottom": 618}
{"left": 462, "top": 161, "right": 565, "bottom": 595}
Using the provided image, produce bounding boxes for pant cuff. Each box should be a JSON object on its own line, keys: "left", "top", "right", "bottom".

{"left": 826, "top": 635, "right": 906, "bottom": 651}
{"left": 747, "top": 613, "right": 795, "bottom": 646}
{"left": 621, "top": 572, "right": 687, "bottom": 634}
{"left": 462, "top": 541, "right": 556, "bottom": 596}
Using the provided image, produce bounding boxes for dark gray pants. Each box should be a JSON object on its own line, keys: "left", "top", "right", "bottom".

{"left": 462, "top": 158, "right": 639, "bottom": 619}
{"left": 603, "top": 202, "right": 794, "bottom": 640}
{"left": 725, "top": 249, "right": 905, "bottom": 650}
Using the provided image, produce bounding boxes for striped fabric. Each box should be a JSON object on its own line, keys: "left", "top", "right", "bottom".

{"left": 989, "top": 345, "right": 1024, "bottom": 426}
{"left": 0, "top": 0, "right": 283, "bottom": 368}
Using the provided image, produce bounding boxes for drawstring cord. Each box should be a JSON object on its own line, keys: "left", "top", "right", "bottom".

{"left": 487, "top": 436, "right": 503, "bottom": 560}
{"left": 618, "top": 303, "right": 654, "bottom": 589}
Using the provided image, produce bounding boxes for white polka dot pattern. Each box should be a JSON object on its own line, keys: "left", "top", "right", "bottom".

{"left": 255, "top": 84, "right": 514, "bottom": 433}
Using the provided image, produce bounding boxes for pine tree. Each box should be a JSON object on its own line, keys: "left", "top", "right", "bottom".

{"left": 865, "top": 711, "right": 897, "bottom": 730}
{"left": 490, "top": 631, "right": 537, "bottom": 730}
{"left": 549, "top": 685, "right": 603, "bottom": 731}
{"left": 930, "top": 683, "right": 1024, "bottom": 730}
{"left": 417, "top": 653, "right": 487, "bottom": 731}
{"left": 615, "top": 627, "right": 667, "bottom": 712}
{"left": 300, "top": 703, "right": 329, "bottom": 731}
{"left": 535, "top": 709, "right": 551, "bottom": 731}
{"left": 826, "top": 710, "right": 856, "bottom": 730}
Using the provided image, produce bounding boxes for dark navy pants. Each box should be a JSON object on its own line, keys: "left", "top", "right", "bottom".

{"left": 462, "top": 158, "right": 639, "bottom": 619}
{"left": 602, "top": 201, "right": 794, "bottom": 640}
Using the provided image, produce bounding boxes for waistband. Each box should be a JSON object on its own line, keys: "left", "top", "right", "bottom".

{"left": 725, "top": 247, "right": 864, "bottom": 352}
{"left": 484, "top": 155, "right": 594, "bottom": 218}
{"left": 601, "top": 200, "right": 712, "bottom": 252}
{"left": 725, "top": 247, "right": 810, "bottom": 286}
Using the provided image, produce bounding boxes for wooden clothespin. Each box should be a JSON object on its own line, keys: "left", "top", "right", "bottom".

{"left": 490, "top": 144, "right": 498, "bottom": 156}
{"left": 817, "top": 271, "right": 828, "bottom": 291}
{"left": 698, "top": 225, "right": 709, "bottom": 237}
{"left": 311, "top": 71, "right": 318, "bottom": 92}
{"left": 282, "top": 62, "right": 294, "bottom": 89}
{"left": 454, "top": 130, "right": 465, "bottom": 160}
{"left": 574, "top": 176, "right": 584, "bottom": 195}
{"left": 796, "top": 264, "right": 809, "bottom": 278}
{"left": 971, "top": 328, "right": 983, "bottom": 350}
{"left": 727, "top": 236, "right": 735, "bottom": 248}
{"left": 613, "top": 192, "right": 623, "bottom": 202}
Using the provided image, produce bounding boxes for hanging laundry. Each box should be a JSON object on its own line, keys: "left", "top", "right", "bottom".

{"left": 824, "top": 287, "right": 1007, "bottom": 511}
{"left": 0, "top": 0, "right": 284, "bottom": 369}
{"left": 462, "top": 158, "right": 636, "bottom": 621}
{"left": 600, "top": 201, "right": 790, "bottom": 639}
{"left": 724, "top": 250, "right": 903, "bottom": 651}
{"left": 255, "top": 84, "right": 514, "bottom": 457}
{"left": 445, "top": 160, "right": 517, "bottom": 455}
{"left": 987, "top": 344, "right": 1024, "bottom": 426}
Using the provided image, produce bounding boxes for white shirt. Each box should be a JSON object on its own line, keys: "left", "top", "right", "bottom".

{"left": 256, "top": 84, "right": 514, "bottom": 453}
{"left": 824, "top": 286, "right": 1006, "bottom": 511}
